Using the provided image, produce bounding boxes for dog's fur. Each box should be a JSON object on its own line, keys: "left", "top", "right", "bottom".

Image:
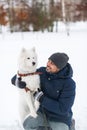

{"left": 16, "top": 47, "right": 40, "bottom": 122}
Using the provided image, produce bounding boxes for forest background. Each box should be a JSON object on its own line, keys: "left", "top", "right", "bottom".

{"left": 0, "top": 0, "right": 87, "bottom": 33}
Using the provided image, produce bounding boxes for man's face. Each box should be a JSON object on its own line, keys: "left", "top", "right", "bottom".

{"left": 46, "top": 60, "right": 60, "bottom": 73}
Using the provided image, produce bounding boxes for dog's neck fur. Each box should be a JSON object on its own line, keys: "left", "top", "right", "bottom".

{"left": 18, "top": 68, "right": 36, "bottom": 74}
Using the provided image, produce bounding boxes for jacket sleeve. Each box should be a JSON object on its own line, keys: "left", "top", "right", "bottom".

{"left": 11, "top": 74, "right": 17, "bottom": 86}
{"left": 40, "top": 80, "right": 76, "bottom": 115}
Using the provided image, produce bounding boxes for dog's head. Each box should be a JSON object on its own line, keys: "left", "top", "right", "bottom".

{"left": 18, "top": 47, "right": 38, "bottom": 73}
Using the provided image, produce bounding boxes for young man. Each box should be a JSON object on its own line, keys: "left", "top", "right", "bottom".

{"left": 11, "top": 52, "right": 76, "bottom": 130}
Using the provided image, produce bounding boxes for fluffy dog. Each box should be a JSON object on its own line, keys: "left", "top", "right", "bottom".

{"left": 16, "top": 47, "right": 40, "bottom": 122}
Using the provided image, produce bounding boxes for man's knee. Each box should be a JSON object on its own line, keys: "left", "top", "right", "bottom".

{"left": 23, "top": 113, "right": 44, "bottom": 130}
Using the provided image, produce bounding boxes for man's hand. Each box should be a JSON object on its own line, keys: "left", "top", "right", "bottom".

{"left": 16, "top": 77, "right": 26, "bottom": 88}
{"left": 33, "top": 89, "right": 44, "bottom": 102}
{"left": 11, "top": 75, "right": 26, "bottom": 89}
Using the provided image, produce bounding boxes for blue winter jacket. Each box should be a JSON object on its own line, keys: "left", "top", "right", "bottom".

{"left": 37, "top": 63, "right": 76, "bottom": 127}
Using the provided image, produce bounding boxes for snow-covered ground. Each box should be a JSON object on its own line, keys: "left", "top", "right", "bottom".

{"left": 0, "top": 22, "right": 87, "bottom": 130}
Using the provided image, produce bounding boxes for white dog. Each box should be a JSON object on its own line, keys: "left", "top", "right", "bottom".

{"left": 16, "top": 47, "right": 40, "bottom": 122}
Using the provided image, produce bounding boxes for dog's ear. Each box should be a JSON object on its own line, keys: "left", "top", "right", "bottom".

{"left": 32, "top": 47, "right": 36, "bottom": 52}
{"left": 21, "top": 47, "right": 26, "bottom": 53}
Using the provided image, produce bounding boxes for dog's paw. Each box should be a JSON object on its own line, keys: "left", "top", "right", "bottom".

{"left": 29, "top": 112, "right": 38, "bottom": 118}
{"left": 34, "top": 100, "right": 40, "bottom": 111}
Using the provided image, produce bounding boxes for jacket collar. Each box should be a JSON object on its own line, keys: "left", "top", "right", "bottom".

{"left": 46, "top": 63, "right": 73, "bottom": 79}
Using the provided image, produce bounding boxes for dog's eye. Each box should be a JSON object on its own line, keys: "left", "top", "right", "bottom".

{"left": 27, "top": 57, "right": 30, "bottom": 59}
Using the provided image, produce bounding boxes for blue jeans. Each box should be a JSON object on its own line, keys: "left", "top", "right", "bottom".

{"left": 23, "top": 112, "right": 69, "bottom": 130}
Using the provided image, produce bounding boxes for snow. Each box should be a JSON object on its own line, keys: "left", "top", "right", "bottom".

{"left": 0, "top": 21, "right": 87, "bottom": 130}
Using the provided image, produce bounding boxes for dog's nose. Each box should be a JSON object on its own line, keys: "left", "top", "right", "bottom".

{"left": 32, "top": 62, "right": 36, "bottom": 66}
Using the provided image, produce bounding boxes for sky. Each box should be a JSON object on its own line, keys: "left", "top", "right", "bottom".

{"left": 0, "top": 21, "right": 87, "bottom": 130}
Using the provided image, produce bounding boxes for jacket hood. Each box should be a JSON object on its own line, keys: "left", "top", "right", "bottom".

{"left": 46, "top": 63, "right": 73, "bottom": 79}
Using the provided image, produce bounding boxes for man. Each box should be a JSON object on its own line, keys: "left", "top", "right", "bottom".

{"left": 11, "top": 52, "right": 76, "bottom": 130}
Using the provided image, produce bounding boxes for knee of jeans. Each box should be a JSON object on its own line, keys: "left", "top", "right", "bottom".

{"left": 23, "top": 117, "right": 34, "bottom": 129}
{"left": 23, "top": 114, "right": 44, "bottom": 129}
